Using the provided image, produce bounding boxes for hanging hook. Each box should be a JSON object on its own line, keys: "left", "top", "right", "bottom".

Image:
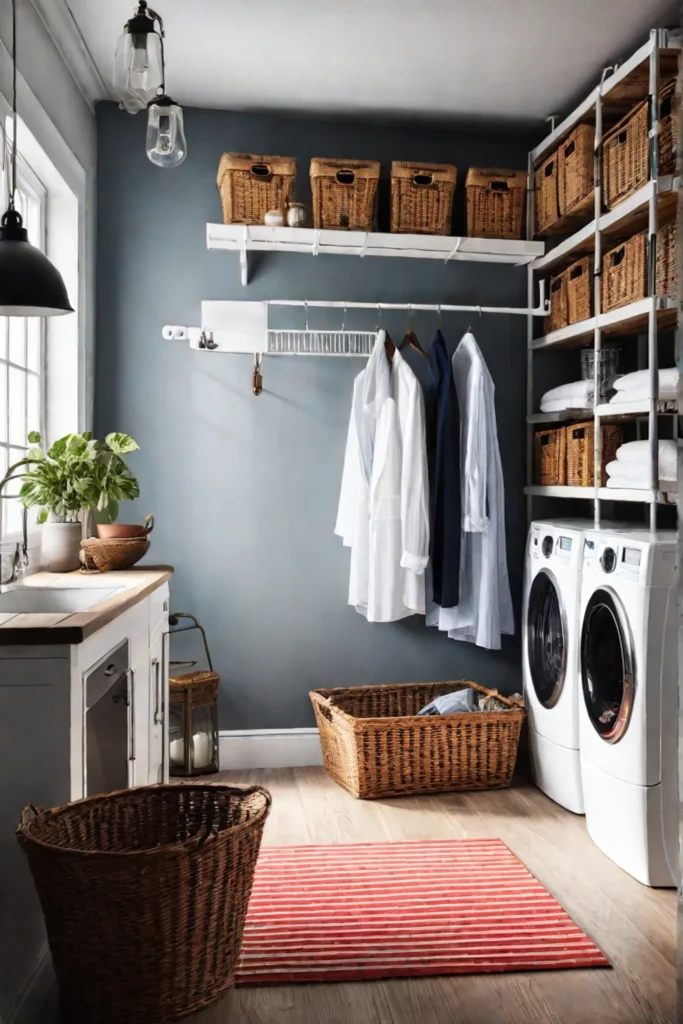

{"left": 407, "top": 302, "right": 412, "bottom": 328}
{"left": 376, "top": 303, "right": 382, "bottom": 331}
{"left": 252, "top": 353, "right": 263, "bottom": 397}
{"left": 205, "top": 331, "right": 217, "bottom": 351}
{"left": 304, "top": 301, "right": 309, "bottom": 332}
{"left": 437, "top": 304, "right": 442, "bottom": 331}
{"left": 342, "top": 305, "right": 347, "bottom": 332}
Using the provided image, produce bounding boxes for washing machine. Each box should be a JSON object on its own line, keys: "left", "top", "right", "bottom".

{"left": 523, "top": 519, "right": 593, "bottom": 814}
{"left": 579, "top": 527, "right": 678, "bottom": 887}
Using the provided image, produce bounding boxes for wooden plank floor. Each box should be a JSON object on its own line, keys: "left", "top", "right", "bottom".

{"left": 40, "top": 768, "right": 676, "bottom": 1024}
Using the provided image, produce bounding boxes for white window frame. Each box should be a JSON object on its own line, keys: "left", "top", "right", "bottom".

{"left": 0, "top": 149, "right": 48, "bottom": 543}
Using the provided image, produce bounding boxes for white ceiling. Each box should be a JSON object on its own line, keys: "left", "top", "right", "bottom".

{"left": 64, "top": 0, "right": 680, "bottom": 121}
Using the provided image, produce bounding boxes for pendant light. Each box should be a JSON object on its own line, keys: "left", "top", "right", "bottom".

{"left": 146, "top": 94, "right": 186, "bottom": 168}
{"left": 0, "top": 0, "right": 73, "bottom": 316}
{"left": 113, "top": 2, "right": 164, "bottom": 115}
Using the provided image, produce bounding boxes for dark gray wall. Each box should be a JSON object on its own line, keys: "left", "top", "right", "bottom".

{"left": 95, "top": 103, "right": 538, "bottom": 729}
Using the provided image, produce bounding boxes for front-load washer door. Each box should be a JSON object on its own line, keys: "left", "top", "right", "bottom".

{"left": 527, "top": 568, "right": 567, "bottom": 710}
{"left": 580, "top": 587, "right": 635, "bottom": 745}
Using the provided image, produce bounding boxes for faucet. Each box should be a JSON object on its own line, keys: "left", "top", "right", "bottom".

{"left": 0, "top": 502, "right": 29, "bottom": 586}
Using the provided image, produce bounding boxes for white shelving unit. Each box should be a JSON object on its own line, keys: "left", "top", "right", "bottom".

{"left": 207, "top": 223, "right": 545, "bottom": 286}
{"left": 526, "top": 27, "right": 681, "bottom": 530}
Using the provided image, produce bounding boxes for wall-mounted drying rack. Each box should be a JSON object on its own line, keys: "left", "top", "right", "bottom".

{"left": 163, "top": 284, "right": 548, "bottom": 394}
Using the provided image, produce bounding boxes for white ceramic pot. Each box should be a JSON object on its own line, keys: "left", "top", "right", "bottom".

{"left": 286, "top": 203, "right": 307, "bottom": 227}
{"left": 41, "top": 522, "right": 82, "bottom": 572}
{"left": 264, "top": 208, "right": 285, "bottom": 226}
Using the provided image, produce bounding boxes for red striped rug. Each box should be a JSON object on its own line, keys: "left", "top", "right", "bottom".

{"left": 236, "top": 838, "right": 608, "bottom": 985}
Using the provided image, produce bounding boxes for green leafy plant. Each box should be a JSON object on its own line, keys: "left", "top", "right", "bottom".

{"left": 0, "top": 431, "right": 141, "bottom": 524}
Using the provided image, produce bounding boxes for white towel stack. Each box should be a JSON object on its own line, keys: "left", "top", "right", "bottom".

{"left": 605, "top": 439, "right": 678, "bottom": 490}
{"left": 609, "top": 368, "right": 678, "bottom": 405}
{"left": 540, "top": 379, "right": 594, "bottom": 413}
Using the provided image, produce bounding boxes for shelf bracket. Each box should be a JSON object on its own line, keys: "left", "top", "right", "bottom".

{"left": 240, "top": 225, "right": 249, "bottom": 286}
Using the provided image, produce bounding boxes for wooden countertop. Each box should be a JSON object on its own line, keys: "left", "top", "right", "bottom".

{"left": 0, "top": 566, "right": 173, "bottom": 646}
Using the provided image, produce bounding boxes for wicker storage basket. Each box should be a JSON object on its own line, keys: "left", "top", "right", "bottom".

{"left": 16, "top": 785, "right": 271, "bottom": 1023}
{"left": 80, "top": 536, "right": 149, "bottom": 572}
{"left": 534, "top": 427, "right": 567, "bottom": 486}
{"left": 566, "top": 254, "right": 593, "bottom": 324}
{"left": 558, "top": 123, "right": 594, "bottom": 217}
{"left": 310, "top": 158, "right": 380, "bottom": 230}
{"left": 566, "top": 421, "right": 622, "bottom": 487}
{"left": 603, "top": 79, "right": 676, "bottom": 210}
{"left": 311, "top": 682, "right": 525, "bottom": 800}
{"left": 535, "top": 151, "right": 560, "bottom": 234}
{"left": 390, "top": 161, "right": 456, "bottom": 235}
{"left": 465, "top": 168, "right": 526, "bottom": 239}
{"left": 545, "top": 268, "right": 569, "bottom": 333}
{"left": 602, "top": 221, "right": 677, "bottom": 312}
{"left": 217, "top": 153, "right": 296, "bottom": 225}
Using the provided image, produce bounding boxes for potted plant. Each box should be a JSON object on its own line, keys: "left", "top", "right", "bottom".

{"left": 0, "top": 431, "right": 144, "bottom": 572}
{"left": 87, "top": 432, "right": 154, "bottom": 541}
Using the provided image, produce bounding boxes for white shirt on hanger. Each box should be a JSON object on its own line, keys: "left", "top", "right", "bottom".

{"left": 428, "top": 330, "right": 513, "bottom": 649}
{"left": 335, "top": 330, "right": 429, "bottom": 622}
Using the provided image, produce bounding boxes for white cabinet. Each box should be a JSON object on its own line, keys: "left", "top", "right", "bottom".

{"left": 70, "top": 584, "right": 170, "bottom": 800}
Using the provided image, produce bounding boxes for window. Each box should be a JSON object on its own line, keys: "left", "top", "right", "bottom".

{"left": 0, "top": 154, "right": 47, "bottom": 538}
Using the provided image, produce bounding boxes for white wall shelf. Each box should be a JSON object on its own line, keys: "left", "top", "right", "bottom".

{"left": 533, "top": 178, "right": 678, "bottom": 274}
{"left": 531, "top": 297, "right": 678, "bottom": 351}
{"left": 206, "top": 224, "right": 545, "bottom": 285}
{"left": 525, "top": 484, "right": 675, "bottom": 506}
{"left": 527, "top": 410, "right": 593, "bottom": 424}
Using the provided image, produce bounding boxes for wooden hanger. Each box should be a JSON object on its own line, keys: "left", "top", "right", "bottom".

{"left": 384, "top": 333, "right": 396, "bottom": 361}
{"left": 399, "top": 304, "right": 427, "bottom": 358}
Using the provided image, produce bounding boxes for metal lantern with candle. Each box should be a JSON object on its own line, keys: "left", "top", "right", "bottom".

{"left": 168, "top": 613, "right": 219, "bottom": 776}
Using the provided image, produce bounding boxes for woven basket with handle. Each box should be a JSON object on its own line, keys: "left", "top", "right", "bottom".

{"left": 217, "top": 152, "right": 296, "bottom": 225}
{"left": 311, "top": 682, "right": 525, "bottom": 800}
{"left": 390, "top": 161, "right": 456, "bottom": 235}
{"left": 534, "top": 427, "right": 567, "bottom": 486}
{"left": 466, "top": 168, "right": 526, "bottom": 239}
{"left": 310, "top": 158, "right": 380, "bottom": 230}
{"left": 17, "top": 784, "right": 271, "bottom": 1023}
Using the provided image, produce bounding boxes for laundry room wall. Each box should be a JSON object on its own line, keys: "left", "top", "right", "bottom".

{"left": 95, "top": 103, "right": 540, "bottom": 730}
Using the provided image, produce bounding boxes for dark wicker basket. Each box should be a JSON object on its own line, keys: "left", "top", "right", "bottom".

{"left": 535, "top": 150, "right": 560, "bottom": 234}
{"left": 311, "top": 682, "right": 525, "bottom": 800}
{"left": 217, "top": 153, "right": 296, "bottom": 225}
{"left": 310, "top": 158, "right": 380, "bottom": 230}
{"left": 465, "top": 168, "right": 526, "bottom": 239}
{"left": 602, "top": 79, "right": 676, "bottom": 210}
{"left": 558, "top": 123, "right": 594, "bottom": 217}
{"left": 17, "top": 785, "right": 271, "bottom": 1023}
{"left": 534, "top": 427, "right": 567, "bottom": 486}
{"left": 390, "top": 161, "right": 456, "bottom": 234}
{"left": 566, "top": 421, "right": 622, "bottom": 487}
{"left": 545, "top": 268, "right": 569, "bottom": 333}
{"left": 566, "top": 254, "right": 593, "bottom": 324}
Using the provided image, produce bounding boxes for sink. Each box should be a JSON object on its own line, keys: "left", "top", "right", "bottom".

{"left": 0, "top": 588, "right": 123, "bottom": 614}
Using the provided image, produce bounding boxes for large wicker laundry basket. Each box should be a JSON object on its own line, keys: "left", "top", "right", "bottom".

{"left": 17, "top": 784, "right": 271, "bottom": 1023}
{"left": 311, "top": 681, "right": 525, "bottom": 800}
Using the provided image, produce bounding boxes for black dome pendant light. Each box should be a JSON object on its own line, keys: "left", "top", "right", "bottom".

{"left": 0, "top": 0, "right": 73, "bottom": 316}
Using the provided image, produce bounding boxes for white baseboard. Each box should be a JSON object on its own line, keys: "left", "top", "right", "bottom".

{"left": 219, "top": 728, "right": 323, "bottom": 770}
{"left": 5, "top": 942, "right": 53, "bottom": 1024}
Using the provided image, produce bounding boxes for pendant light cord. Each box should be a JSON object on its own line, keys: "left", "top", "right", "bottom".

{"left": 9, "top": 0, "right": 17, "bottom": 210}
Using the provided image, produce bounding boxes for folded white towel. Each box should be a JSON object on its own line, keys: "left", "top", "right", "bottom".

{"left": 540, "top": 397, "right": 592, "bottom": 413}
{"left": 605, "top": 476, "right": 674, "bottom": 490}
{"left": 541, "top": 380, "right": 594, "bottom": 403}
{"left": 615, "top": 439, "right": 677, "bottom": 479}
{"left": 609, "top": 386, "right": 677, "bottom": 404}
{"left": 606, "top": 458, "right": 675, "bottom": 481}
{"left": 613, "top": 368, "right": 678, "bottom": 394}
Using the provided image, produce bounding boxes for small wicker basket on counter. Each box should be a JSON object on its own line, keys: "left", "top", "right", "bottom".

{"left": 534, "top": 427, "right": 567, "bottom": 486}
{"left": 311, "top": 682, "right": 525, "bottom": 800}
{"left": 310, "top": 158, "right": 380, "bottom": 230}
{"left": 466, "top": 168, "right": 526, "bottom": 239}
{"left": 217, "top": 152, "right": 296, "bottom": 225}
{"left": 602, "top": 79, "right": 676, "bottom": 210}
{"left": 390, "top": 161, "right": 456, "bottom": 234}
{"left": 566, "top": 421, "right": 622, "bottom": 487}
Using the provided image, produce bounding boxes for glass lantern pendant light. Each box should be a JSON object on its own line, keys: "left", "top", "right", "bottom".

{"left": 0, "top": 0, "right": 72, "bottom": 316}
{"left": 113, "top": 2, "right": 164, "bottom": 114}
{"left": 146, "top": 94, "right": 187, "bottom": 168}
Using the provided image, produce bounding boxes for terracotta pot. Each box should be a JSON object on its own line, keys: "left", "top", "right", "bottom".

{"left": 97, "top": 517, "right": 154, "bottom": 540}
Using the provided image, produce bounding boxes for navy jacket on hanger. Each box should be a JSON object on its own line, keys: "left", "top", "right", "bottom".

{"left": 426, "top": 330, "right": 461, "bottom": 608}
